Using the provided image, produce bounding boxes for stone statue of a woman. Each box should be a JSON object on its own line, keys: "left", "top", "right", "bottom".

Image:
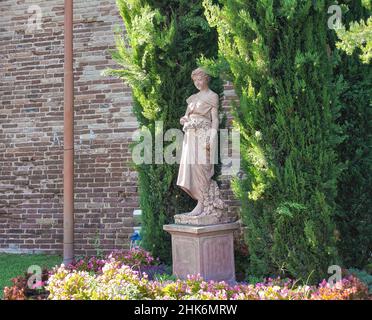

{"left": 176, "top": 68, "right": 227, "bottom": 224}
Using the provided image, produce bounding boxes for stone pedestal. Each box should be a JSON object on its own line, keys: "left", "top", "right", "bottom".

{"left": 163, "top": 222, "right": 239, "bottom": 282}
{"left": 174, "top": 213, "right": 234, "bottom": 225}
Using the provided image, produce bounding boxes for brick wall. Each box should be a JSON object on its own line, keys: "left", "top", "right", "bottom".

{"left": 0, "top": 0, "right": 240, "bottom": 256}
{"left": 0, "top": 0, "right": 139, "bottom": 255}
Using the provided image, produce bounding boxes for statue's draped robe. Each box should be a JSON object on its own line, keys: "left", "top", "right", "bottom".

{"left": 177, "top": 92, "right": 224, "bottom": 215}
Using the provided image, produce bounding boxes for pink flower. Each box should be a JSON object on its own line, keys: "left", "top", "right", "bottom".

{"left": 31, "top": 281, "right": 44, "bottom": 290}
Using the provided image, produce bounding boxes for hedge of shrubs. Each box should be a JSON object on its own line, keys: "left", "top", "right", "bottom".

{"left": 3, "top": 249, "right": 371, "bottom": 300}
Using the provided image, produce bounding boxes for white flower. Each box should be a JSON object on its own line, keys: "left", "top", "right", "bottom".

{"left": 254, "top": 130, "right": 262, "bottom": 140}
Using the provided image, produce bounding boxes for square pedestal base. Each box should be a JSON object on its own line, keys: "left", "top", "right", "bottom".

{"left": 163, "top": 222, "right": 239, "bottom": 282}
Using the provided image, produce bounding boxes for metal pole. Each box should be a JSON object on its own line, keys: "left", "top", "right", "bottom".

{"left": 63, "top": 0, "right": 74, "bottom": 265}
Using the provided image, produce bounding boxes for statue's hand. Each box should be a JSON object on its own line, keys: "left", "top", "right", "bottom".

{"left": 180, "top": 116, "right": 188, "bottom": 125}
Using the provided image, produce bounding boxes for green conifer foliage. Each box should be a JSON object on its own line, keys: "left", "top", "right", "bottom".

{"left": 104, "top": 0, "right": 220, "bottom": 263}
{"left": 203, "top": 0, "right": 343, "bottom": 282}
{"left": 333, "top": 1, "right": 372, "bottom": 269}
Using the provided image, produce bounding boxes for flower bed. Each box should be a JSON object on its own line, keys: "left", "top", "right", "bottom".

{"left": 46, "top": 264, "right": 369, "bottom": 300}
{"left": 3, "top": 248, "right": 166, "bottom": 300}
{"left": 3, "top": 248, "right": 370, "bottom": 300}
{"left": 64, "top": 248, "right": 164, "bottom": 277}
{"left": 3, "top": 268, "right": 50, "bottom": 300}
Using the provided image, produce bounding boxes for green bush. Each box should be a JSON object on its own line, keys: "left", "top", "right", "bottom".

{"left": 203, "top": 0, "right": 344, "bottom": 283}
{"left": 105, "top": 0, "right": 221, "bottom": 263}
{"left": 333, "top": 0, "right": 372, "bottom": 270}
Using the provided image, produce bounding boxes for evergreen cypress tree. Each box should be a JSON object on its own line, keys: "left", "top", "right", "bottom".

{"left": 203, "top": 0, "right": 343, "bottom": 282}
{"left": 104, "top": 0, "right": 220, "bottom": 263}
{"left": 332, "top": 1, "right": 372, "bottom": 269}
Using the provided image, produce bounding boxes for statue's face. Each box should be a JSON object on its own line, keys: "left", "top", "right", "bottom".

{"left": 193, "top": 75, "right": 208, "bottom": 91}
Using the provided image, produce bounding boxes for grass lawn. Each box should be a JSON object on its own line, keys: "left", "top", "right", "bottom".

{"left": 0, "top": 253, "right": 61, "bottom": 299}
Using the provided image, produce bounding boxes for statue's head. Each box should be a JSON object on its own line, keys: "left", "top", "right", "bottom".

{"left": 191, "top": 67, "right": 210, "bottom": 90}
